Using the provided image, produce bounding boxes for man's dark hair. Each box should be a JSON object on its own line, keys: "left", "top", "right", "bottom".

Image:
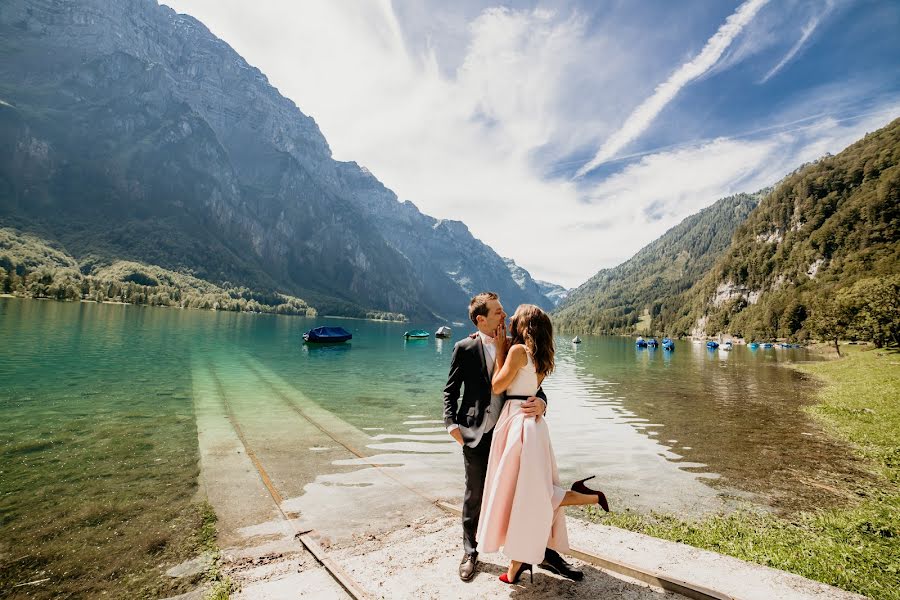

{"left": 469, "top": 292, "right": 498, "bottom": 326}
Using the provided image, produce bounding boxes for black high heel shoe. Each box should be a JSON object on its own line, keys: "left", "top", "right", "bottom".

{"left": 572, "top": 475, "right": 610, "bottom": 512}
{"left": 499, "top": 562, "right": 533, "bottom": 584}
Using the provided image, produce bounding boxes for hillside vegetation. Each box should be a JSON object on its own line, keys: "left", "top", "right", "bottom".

{"left": 554, "top": 192, "right": 762, "bottom": 334}
{"left": 557, "top": 117, "right": 900, "bottom": 346}
{"left": 673, "top": 117, "right": 900, "bottom": 342}
{"left": 0, "top": 227, "right": 349, "bottom": 318}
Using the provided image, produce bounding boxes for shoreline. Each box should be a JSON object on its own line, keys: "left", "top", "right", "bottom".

{"left": 0, "top": 293, "right": 409, "bottom": 323}
{"left": 583, "top": 346, "right": 900, "bottom": 600}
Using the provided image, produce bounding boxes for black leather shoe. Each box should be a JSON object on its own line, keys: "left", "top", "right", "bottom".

{"left": 459, "top": 552, "right": 478, "bottom": 582}
{"left": 539, "top": 549, "right": 583, "bottom": 581}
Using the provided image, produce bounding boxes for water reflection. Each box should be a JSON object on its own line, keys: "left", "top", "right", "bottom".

{"left": 559, "top": 336, "right": 868, "bottom": 513}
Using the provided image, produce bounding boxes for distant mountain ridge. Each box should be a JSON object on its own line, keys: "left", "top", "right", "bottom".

{"left": 554, "top": 191, "right": 764, "bottom": 334}
{"left": 0, "top": 0, "right": 557, "bottom": 321}
{"left": 555, "top": 117, "right": 900, "bottom": 340}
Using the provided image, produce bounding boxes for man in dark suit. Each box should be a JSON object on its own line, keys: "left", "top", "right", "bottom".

{"left": 443, "top": 291, "right": 583, "bottom": 582}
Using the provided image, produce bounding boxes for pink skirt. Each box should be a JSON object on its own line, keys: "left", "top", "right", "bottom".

{"left": 476, "top": 400, "right": 569, "bottom": 564}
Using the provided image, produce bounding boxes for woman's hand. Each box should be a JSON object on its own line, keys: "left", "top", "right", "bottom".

{"left": 494, "top": 320, "right": 508, "bottom": 358}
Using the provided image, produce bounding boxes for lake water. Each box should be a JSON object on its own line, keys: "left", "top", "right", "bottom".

{"left": 0, "top": 298, "right": 866, "bottom": 596}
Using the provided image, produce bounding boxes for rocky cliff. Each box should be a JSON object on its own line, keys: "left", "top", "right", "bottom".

{"left": 0, "top": 0, "right": 557, "bottom": 320}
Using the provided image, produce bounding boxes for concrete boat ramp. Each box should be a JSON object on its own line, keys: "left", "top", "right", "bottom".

{"left": 168, "top": 356, "right": 863, "bottom": 600}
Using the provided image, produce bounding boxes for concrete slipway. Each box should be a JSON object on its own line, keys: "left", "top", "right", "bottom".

{"left": 164, "top": 356, "right": 864, "bottom": 600}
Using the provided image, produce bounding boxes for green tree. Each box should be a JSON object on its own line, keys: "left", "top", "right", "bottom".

{"left": 847, "top": 276, "right": 900, "bottom": 347}
{"left": 809, "top": 294, "right": 854, "bottom": 356}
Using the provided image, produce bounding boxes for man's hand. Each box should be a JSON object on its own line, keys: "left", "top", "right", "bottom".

{"left": 449, "top": 427, "right": 465, "bottom": 445}
{"left": 520, "top": 396, "right": 546, "bottom": 418}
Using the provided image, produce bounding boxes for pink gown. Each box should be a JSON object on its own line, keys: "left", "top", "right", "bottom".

{"left": 475, "top": 351, "right": 569, "bottom": 565}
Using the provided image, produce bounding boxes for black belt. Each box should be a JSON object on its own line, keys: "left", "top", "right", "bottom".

{"left": 505, "top": 395, "right": 532, "bottom": 400}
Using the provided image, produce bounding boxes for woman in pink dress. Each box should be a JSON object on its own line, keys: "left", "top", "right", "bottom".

{"left": 476, "top": 304, "right": 609, "bottom": 584}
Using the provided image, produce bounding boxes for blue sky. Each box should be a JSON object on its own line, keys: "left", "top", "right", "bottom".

{"left": 163, "top": 0, "right": 900, "bottom": 287}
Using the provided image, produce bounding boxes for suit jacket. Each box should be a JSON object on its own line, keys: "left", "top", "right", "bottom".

{"left": 442, "top": 334, "right": 548, "bottom": 448}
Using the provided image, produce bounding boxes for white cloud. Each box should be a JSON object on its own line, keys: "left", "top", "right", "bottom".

{"left": 574, "top": 0, "right": 771, "bottom": 177}
{"left": 760, "top": 2, "right": 832, "bottom": 83}
{"left": 570, "top": 106, "right": 899, "bottom": 276}
{"left": 160, "top": 1, "right": 896, "bottom": 289}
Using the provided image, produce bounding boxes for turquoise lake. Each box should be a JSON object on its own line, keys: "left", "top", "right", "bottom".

{"left": 0, "top": 298, "right": 866, "bottom": 596}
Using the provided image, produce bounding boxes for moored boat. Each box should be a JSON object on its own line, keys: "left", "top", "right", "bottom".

{"left": 404, "top": 329, "right": 430, "bottom": 339}
{"left": 635, "top": 336, "right": 648, "bottom": 347}
{"left": 647, "top": 338, "right": 659, "bottom": 347}
{"left": 662, "top": 337, "right": 675, "bottom": 351}
{"left": 572, "top": 336, "right": 582, "bottom": 344}
{"left": 303, "top": 326, "right": 352, "bottom": 343}
{"left": 706, "top": 341, "right": 719, "bottom": 349}
{"left": 435, "top": 326, "right": 452, "bottom": 338}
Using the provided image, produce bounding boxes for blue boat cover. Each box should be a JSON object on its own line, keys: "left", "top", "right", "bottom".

{"left": 304, "top": 326, "right": 352, "bottom": 342}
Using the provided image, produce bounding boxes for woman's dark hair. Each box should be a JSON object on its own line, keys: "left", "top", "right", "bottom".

{"left": 509, "top": 304, "right": 555, "bottom": 378}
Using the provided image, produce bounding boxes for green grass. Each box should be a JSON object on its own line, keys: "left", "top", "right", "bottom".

{"left": 584, "top": 346, "right": 900, "bottom": 600}
{"left": 195, "top": 503, "right": 236, "bottom": 600}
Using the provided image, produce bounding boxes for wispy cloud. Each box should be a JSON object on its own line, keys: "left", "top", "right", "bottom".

{"left": 575, "top": 0, "right": 771, "bottom": 178}
{"left": 760, "top": 2, "right": 832, "bottom": 83}
{"left": 161, "top": 0, "right": 898, "bottom": 287}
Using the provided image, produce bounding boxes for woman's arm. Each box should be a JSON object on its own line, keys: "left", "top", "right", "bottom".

{"left": 492, "top": 344, "right": 527, "bottom": 395}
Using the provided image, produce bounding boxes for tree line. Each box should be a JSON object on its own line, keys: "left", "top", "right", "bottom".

{"left": 0, "top": 262, "right": 318, "bottom": 316}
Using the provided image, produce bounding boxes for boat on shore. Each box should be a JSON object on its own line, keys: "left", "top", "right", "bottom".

{"left": 303, "top": 326, "right": 352, "bottom": 343}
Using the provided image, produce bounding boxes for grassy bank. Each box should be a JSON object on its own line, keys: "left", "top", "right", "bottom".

{"left": 585, "top": 346, "right": 900, "bottom": 599}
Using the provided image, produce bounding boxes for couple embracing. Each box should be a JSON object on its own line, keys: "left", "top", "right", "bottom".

{"left": 443, "top": 292, "right": 610, "bottom": 585}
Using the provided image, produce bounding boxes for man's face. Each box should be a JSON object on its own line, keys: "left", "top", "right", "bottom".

{"left": 480, "top": 299, "right": 506, "bottom": 332}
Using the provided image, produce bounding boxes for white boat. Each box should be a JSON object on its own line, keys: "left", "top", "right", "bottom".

{"left": 572, "top": 336, "right": 582, "bottom": 344}
{"left": 435, "top": 326, "right": 452, "bottom": 338}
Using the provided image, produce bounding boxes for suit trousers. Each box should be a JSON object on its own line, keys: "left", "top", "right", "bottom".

{"left": 461, "top": 428, "right": 493, "bottom": 555}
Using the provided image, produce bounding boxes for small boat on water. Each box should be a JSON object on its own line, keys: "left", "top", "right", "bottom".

{"left": 647, "top": 338, "right": 659, "bottom": 348}
{"left": 404, "top": 329, "right": 430, "bottom": 339}
{"left": 748, "top": 342, "right": 759, "bottom": 349}
{"left": 572, "top": 336, "right": 582, "bottom": 344}
{"left": 635, "top": 336, "right": 648, "bottom": 347}
{"left": 662, "top": 337, "right": 674, "bottom": 351}
{"left": 706, "top": 341, "right": 720, "bottom": 349}
{"left": 303, "top": 326, "right": 352, "bottom": 343}
{"left": 435, "top": 326, "right": 453, "bottom": 338}
{"left": 722, "top": 341, "right": 733, "bottom": 351}
{"left": 762, "top": 342, "right": 774, "bottom": 349}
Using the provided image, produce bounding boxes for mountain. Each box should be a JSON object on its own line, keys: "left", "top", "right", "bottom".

{"left": 534, "top": 279, "right": 569, "bottom": 307}
{"left": 0, "top": 0, "right": 557, "bottom": 321}
{"left": 553, "top": 191, "right": 763, "bottom": 334}
{"left": 676, "top": 117, "right": 900, "bottom": 340}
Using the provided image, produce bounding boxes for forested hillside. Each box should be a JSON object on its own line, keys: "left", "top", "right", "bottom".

{"left": 673, "top": 117, "right": 900, "bottom": 343}
{"left": 554, "top": 192, "right": 763, "bottom": 334}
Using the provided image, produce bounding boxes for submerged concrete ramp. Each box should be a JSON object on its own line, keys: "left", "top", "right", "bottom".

{"left": 188, "top": 354, "right": 864, "bottom": 600}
